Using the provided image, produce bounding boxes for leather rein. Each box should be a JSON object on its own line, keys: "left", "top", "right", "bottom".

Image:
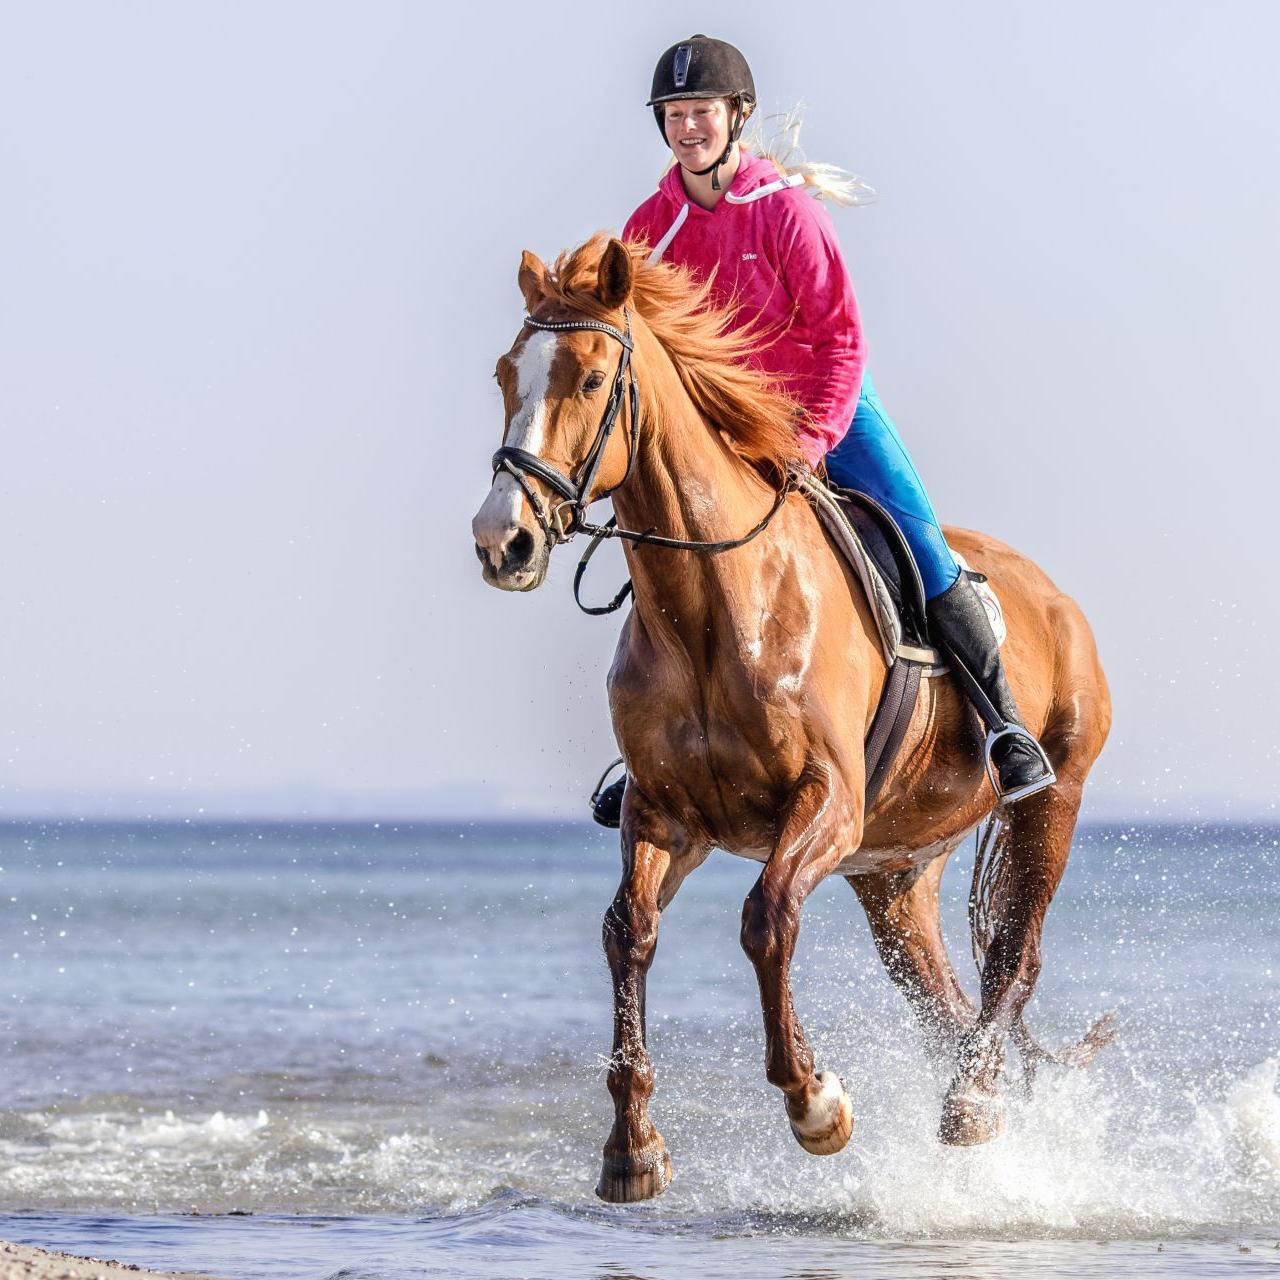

{"left": 490, "top": 310, "right": 795, "bottom": 578}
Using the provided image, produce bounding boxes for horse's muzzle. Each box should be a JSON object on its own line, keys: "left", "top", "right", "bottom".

{"left": 473, "top": 528, "right": 549, "bottom": 591}
{"left": 472, "top": 484, "right": 550, "bottom": 592}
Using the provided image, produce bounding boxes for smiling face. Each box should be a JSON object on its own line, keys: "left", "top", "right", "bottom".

{"left": 662, "top": 97, "right": 731, "bottom": 171}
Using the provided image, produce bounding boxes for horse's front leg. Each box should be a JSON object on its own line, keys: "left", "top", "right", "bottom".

{"left": 597, "top": 801, "right": 705, "bottom": 1203}
{"left": 741, "top": 764, "right": 860, "bottom": 1155}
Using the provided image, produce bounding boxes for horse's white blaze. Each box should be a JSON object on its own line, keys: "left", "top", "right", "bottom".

{"left": 474, "top": 472, "right": 525, "bottom": 540}
{"left": 473, "top": 331, "right": 559, "bottom": 548}
{"left": 509, "top": 329, "right": 558, "bottom": 454}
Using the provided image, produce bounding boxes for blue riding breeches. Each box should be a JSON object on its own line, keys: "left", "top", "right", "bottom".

{"left": 823, "top": 373, "right": 961, "bottom": 601}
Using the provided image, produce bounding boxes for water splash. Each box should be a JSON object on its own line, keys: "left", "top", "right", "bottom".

{"left": 1, "top": 1045, "right": 1277, "bottom": 1238}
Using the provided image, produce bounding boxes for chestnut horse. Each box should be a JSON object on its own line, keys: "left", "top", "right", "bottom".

{"left": 472, "top": 235, "right": 1113, "bottom": 1203}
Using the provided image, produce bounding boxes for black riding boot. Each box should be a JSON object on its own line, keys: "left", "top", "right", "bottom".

{"left": 925, "top": 573, "right": 1056, "bottom": 805}
{"left": 590, "top": 759, "right": 626, "bottom": 829}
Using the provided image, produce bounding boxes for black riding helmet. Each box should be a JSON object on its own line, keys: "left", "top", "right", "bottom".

{"left": 646, "top": 35, "right": 756, "bottom": 191}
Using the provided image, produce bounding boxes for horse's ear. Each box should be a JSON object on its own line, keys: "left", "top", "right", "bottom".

{"left": 596, "top": 238, "right": 633, "bottom": 310}
{"left": 518, "top": 250, "right": 549, "bottom": 310}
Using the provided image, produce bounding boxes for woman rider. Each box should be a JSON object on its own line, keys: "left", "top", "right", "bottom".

{"left": 592, "top": 34, "right": 1053, "bottom": 826}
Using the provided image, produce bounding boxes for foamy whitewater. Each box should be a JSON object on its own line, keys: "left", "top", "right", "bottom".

{"left": 1, "top": 821, "right": 1277, "bottom": 1278}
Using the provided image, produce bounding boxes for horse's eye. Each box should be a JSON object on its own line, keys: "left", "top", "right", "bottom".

{"left": 582, "top": 371, "right": 606, "bottom": 394}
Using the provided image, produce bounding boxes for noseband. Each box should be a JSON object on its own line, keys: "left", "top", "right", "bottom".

{"left": 491, "top": 312, "right": 640, "bottom": 542}
{"left": 490, "top": 308, "right": 795, "bottom": 557}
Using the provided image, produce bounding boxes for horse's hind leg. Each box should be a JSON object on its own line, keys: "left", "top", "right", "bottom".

{"left": 741, "top": 766, "right": 860, "bottom": 1156}
{"left": 597, "top": 804, "right": 706, "bottom": 1203}
{"left": 940, "top": 775, "right": 1109, "bottom": 1145}
{"left": 848, "top": 854, "right": 976, "bottom": 1057}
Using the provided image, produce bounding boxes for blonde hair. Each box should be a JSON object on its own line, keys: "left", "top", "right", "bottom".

{"left": 742, "top": 104, "right": 876, "bottom": 207}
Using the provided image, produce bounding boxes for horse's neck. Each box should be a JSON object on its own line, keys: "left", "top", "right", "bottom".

{"left": 611, "top": 360, "right": 780, "bottom": 649}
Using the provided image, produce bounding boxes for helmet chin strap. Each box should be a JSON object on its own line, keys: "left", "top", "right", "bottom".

{"left": 677, "top": 98, "right": 747, "bottom": 191}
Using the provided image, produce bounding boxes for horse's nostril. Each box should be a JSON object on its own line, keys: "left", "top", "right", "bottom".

{"left": 474, "top": 543, "right": 488, "bottom": 566}
{"left": 508, "top": 528, "right": 536, "bottom": 565}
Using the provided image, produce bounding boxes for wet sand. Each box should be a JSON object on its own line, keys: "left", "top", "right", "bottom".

{"left": 0, "top": 1241, "right": 219, "bottom": 1280}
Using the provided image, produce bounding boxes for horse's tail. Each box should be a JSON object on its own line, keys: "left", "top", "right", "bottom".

{"left": 968, "top": 812, "right": 1010, "bottom": 974}
{"left": 969, "top": 811, "right": 1117, "bottom": 1088}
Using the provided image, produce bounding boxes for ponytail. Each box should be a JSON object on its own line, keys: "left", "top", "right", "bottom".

{"left": 742, "top": 105, "right": 876, "bottom": 207}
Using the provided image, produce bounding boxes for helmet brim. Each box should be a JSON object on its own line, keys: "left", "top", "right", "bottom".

{"left": 645, "top": 89, "right": 733, "bottom": 106}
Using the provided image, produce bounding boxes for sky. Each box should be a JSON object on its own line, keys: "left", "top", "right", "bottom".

{"left": 0, "top": 1, "right": 1276, "bottom": 821}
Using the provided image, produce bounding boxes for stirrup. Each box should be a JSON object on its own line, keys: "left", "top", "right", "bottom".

{"left": 590, "top": 757, "right": 625, "bottom": 805}
{"left": 984, "top": 726, "right": 1056, "bottom": 806}
{"left": 590, "top": 757, "right": 626, "bottom": 826}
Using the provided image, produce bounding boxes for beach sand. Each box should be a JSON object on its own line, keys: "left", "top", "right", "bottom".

{"left": 0, "top": 1240, "right": 220, "bottom": 1280}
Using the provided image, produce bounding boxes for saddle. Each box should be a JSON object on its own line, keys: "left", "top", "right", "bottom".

{"left": 796, "top": 471, "right": 1007, "bottom": 808}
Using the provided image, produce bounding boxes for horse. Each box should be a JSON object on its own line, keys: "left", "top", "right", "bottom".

{"left": 471, "top": 233, "right": 1114, "bottom": 1203}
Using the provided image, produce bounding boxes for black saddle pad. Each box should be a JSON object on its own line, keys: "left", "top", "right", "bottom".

{"left": 823, "top": 481, "right": 931, "bottom": 649}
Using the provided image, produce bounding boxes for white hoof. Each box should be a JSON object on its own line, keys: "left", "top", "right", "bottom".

{"left": 788, "top": 1070, "right": 853, "bottom": 1155}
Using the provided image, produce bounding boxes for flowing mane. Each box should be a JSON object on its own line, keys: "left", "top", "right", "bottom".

{"left": 542, "top": 234, "right": 802, "bottom": 484}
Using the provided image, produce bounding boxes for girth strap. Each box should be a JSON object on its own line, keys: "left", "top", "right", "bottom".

{"left": 863, "top": 654, "right": 925, "bottom": 809}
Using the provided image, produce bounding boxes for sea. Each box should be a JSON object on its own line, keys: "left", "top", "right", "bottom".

{"left": 1, "top": 819, "right": 1277, "bottom": 1279}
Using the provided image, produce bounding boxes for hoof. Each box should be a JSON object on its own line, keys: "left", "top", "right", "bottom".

{"left": 788, "top": 1070, "right": 854, "bottom": 1155}
{"left": 595, "top": 1142, "right": 673, "bottom": 1203}
{"left": 939, "top": 1087, "right": 1005, "bottom": 1146}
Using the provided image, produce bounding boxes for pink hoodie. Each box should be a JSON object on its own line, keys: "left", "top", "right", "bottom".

{"left": 623, "top": 150, "right": 864, "bottom": 466}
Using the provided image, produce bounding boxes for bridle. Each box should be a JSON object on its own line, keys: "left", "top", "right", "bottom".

{"left": 490, "top": 308, "right": 794, "bottom": 560}
{"left": 491, "top": 311, "right": 640, "bottom": 543}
